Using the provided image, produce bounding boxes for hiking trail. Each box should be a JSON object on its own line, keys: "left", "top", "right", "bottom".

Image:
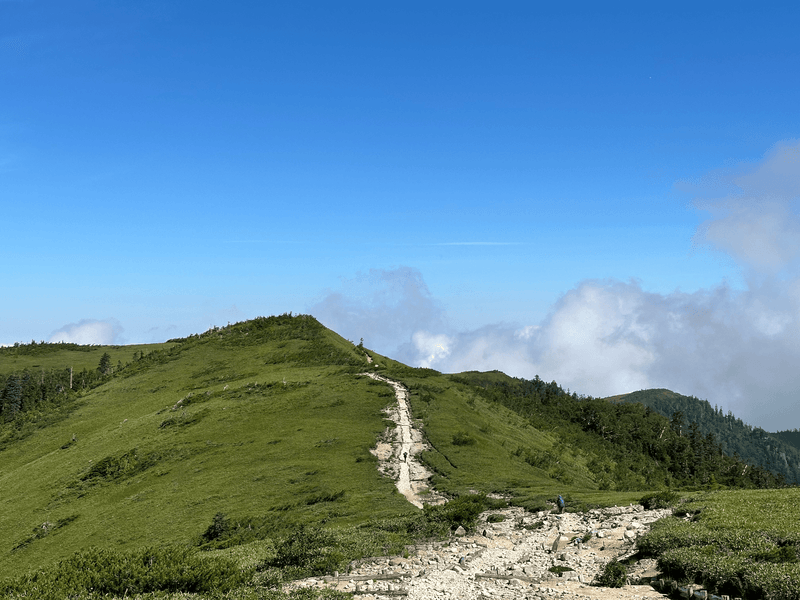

{"left": 361, "top": 372, "right": 445, "bottom": 509}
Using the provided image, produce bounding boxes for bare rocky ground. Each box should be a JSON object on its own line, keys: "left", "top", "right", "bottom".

{"left": 285, "top": 369, "right": 673, "bottom": 599}
{"left": 361, "top": 371, "right": 447, "bottom": 507}
{"left": 286, "top": 504, "right": 672, "bottom": 599}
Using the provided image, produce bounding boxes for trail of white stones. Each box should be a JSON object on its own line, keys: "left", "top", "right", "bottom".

{"left": 361, "top": 372, "right": 443, "bottom": 508}
{"left": 287, "top": 504, "right": 674, "bottom": 600}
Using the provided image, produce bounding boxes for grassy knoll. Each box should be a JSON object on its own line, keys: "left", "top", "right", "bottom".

{"left": 0, "top": 341, "right": 175, "bottom": 375}
{"left": 639, "top": 488, "right": 800, "bottom": 599}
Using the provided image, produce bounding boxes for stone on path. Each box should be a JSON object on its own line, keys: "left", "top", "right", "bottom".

{"left": 551, "top": 535, "right": 570, "bottom": 553}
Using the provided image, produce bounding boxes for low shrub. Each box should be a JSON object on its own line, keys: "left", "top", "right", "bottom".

{"left": 548, "top": 565, "right": 573, "bottom": 574}
{"left": 451, "top": 431, "right": 476, "bottom": 446}
{"left": 0, "top": 545, "right": 248, "bottom": 599}
{"left": 594, "top": 559, "right": 627, "bottom": 587}
{"left": 639, "top": 490, "right": 679, "bottom": 510}
{"left": 486, "top": 513, "right": 505, "bottom": 523}
{"left": 422, "top": 494, "right": 495, "bottom": 536}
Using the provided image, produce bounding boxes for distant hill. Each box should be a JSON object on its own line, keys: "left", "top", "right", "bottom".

{"left": 605, "top": 389, "right": 800, "bottom": 484}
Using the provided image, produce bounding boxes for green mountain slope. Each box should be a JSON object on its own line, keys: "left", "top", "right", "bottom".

{"left": 451, "top": 373, "right": 785, "bottom": 491}
{"left": 774, "top": 429, "right": 800, "bottom": 452}
{"left": 1, "top": 315, "right": 787, "bottom": 584}
{"left": 0, "top": 315, "right": 580, "bottom": 576}
{"left": 606, "top": 389, "right": 800, "bottom": 484}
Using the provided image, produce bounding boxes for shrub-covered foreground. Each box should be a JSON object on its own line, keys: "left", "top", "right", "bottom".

{"left": 638, "top": 488, "right": 800, "bottom": 600}
{"left": 0, "top": 495, "right": 504, "bottom": 599}
{"left": 0, "top": 545, "right": 247, "bottom": 600}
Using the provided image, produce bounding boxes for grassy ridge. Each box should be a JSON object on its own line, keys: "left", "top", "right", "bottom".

{"left": 0, "top": 315, "right": 577, "bottom": 577}
{"left": 3, "top": 315, "right": 798, "bottom": 600}
{"left": 0, "top": 316, "right": 414, "bottom": 574}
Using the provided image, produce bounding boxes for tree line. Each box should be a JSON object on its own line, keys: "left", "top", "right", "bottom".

{"left": 451, "top": 373, "right": 788, "bottom": 490}
{"left": 613, "top": 389, "right": 800, "bottom": 484}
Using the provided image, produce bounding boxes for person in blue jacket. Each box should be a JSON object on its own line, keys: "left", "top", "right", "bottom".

{"left": 557, "top": 494, "right": 565, "bottom": 514}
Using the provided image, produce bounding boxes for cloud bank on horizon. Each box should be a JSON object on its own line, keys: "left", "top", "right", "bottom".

{"left": 313, "top": 141, "right": 800, "bottom": 433}
{"left": 48, "top": 319, "right": 124, "bottom": 346}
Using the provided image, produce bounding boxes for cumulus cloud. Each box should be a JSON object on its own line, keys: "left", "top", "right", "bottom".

{"left": 49, "top": 319, "right": 124, "bottom": 345}
{"left": 431, "top": 141, "right": 800, "bottom": 431}
{"left": 314, "top": 141, "right": 800, "bottom": 431}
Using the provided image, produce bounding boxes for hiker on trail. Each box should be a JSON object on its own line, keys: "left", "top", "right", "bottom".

{"left": 557, "top": 494, "right": 565, "bottom": 514}
{"left": 403, "top": 451, "right": 408, "bottom": 462}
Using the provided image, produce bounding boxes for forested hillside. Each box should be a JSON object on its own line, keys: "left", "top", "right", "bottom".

{"left": 451, "top": 372, "right": 787, "bottom": 490}
{"left": 606, "top": 389, "right": 800, "bottom": 484}
{"left": 774, "top": 428, "right": 800, "bottom": 452}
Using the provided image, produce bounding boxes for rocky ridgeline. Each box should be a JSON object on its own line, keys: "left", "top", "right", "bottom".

{"left": 286, "top": 505, "right": 674, "bottom": 600}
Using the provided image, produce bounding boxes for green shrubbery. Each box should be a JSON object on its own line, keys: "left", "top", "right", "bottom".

{"left": 451, "top": 430, "right": 476, "bottom": 446}
{"left": 593, "top": 558, "right": 627, "bottom": 587}
{"left": 637, "top": 490, "right": 800, "bottom": 599}
{"left": 0, "top": 545, "right": 248, "bottom": 599}
{"left": 209, "top": 494, "right": 505, "bottom": 583}
{"left": 639, "top": 490, "right": 679, "bottom": 509}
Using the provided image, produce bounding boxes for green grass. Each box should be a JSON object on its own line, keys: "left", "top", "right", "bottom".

{"left": 0, "top": 316, "right": 414, "bottom": 575}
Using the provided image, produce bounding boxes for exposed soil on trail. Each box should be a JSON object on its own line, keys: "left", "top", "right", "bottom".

{"left": 361, "top": 372, "right": 446, "bottom": 508}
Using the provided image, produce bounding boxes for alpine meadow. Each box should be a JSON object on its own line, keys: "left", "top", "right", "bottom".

{"left": 1, "top": 314, "right": 798, "bottom": 599}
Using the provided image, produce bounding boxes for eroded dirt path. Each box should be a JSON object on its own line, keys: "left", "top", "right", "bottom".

{"left": 361, "top": 372, "right": 444, "bottom": 508}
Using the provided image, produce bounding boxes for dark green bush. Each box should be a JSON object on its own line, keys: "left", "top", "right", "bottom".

{"left": 451, "top": 430, "right": 476, "bottom": 446}
{"left": 486, "top": 513, "right": 505, "bottom": 523}
{"left": 639, "top": 490, "right": 679, "bottom": 510}
{"left": 549, "top": 565, "right": 574, "bottom": 574}
{"left": 594, "top": 559, "right": 627, "bottom": 587}
{"left": 202, "top": 511, "right": 232, "bottom": 543}
{"left": 0, "top": 545, "right": 248, "bottom": 599}
{"left": 422, "top": 494, "right": 489, "bottom": 535}
{"left": 263, "top": 525, "right": 346, "bottom": 576}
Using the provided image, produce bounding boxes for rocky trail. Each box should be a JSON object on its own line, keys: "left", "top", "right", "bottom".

{"left": 287, "top": 370, "right": 673, "bottom": 599}
{"left": 361, "top": 371, "right": 445, "bottom": 508}
{"left": 287, "top": 504, "right": 673, "bottom": 599}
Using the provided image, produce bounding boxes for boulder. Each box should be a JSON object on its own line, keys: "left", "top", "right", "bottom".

{"left": 551, "top": 535, "right": 569, "bottom": 553}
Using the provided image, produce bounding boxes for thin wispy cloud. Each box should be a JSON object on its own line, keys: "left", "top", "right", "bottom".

{"left": 432, "top": 242, "right": 524, "bottom": 246}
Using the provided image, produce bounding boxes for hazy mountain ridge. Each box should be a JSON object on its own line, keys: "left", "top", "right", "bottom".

{"left": 606, "top": 388, "right": 800, "bottom": 484}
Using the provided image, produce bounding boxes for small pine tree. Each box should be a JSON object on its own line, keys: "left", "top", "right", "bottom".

{"left": 3, "top": 375, "right": 23, "bottom": 421}
{"left": 98, "top": 352, "right": 112, "bottom": 375}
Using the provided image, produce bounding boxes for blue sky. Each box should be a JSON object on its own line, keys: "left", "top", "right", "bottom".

{"left": 2, "top": 1, "right": 800, "bottom": 431}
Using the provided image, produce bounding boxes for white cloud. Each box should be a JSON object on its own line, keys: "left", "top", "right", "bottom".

{"left": 688, "top": 139, "right": 800, "bottom": 274}
{"left": 313, "top": 141, "right": 800, "bottom": 431}
{"left": 49, "top": 319, "right": 124, "bottom": 345}
{"left": 411, "top": 331, "right": 452, "bottom": 368}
